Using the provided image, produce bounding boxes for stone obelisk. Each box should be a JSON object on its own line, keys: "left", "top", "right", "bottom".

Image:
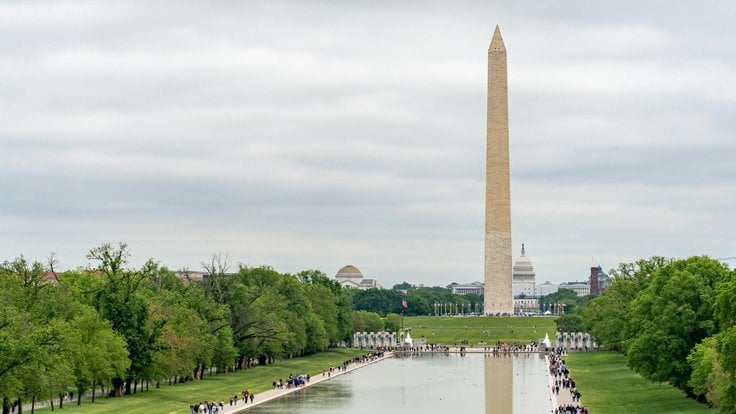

{"left": 484, "top": 25, "right": 513, "bottom": 315}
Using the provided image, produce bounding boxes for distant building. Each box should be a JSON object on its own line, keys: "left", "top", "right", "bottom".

{"left": 451, "top": 281, "right": 485, "bottom": 296}
{"left": 43, "top": 272, "right": 60, "bottom": 284}
{"left": 514, "top": 297, "right": 538, "bottom": 314}
{"left": 174, "top": 271, "right": 210, "bottom": 282}
{"left": 512, "top": 244, "right": 536, "bottom": 297}
{"left": 512, "top": 244, "right": 538, "bottom": 313}
{"left": 589, "top": 265, "right": 610, "bottom": 295}
{"left": 559, "top": 281, "right": 590, "bottom": 297}
{"left": 536, "top": 281, "right": 559, "bottom": 296}
{"left": 335, "top": 265, "right": 381, "bottom": 290}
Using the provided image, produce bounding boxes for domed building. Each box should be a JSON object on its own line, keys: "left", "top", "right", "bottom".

{"left": 335, "top": 265, "right": 381, "bottom": 290}
{"left": 512, "top": 244, "right": 538, "bottom": 314}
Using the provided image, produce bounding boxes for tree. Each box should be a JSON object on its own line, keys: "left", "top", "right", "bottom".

{"left": 688, "top": 337, "right": 729, "bottom": 408}
{"left": 70, "top": 307, "right": 129, "bottom": 404}
{"left": 539, "top": 288, "right": 582, "bottom": 313}
{"left": 145, "top": 291, "right": 212, "bottom": 383}
{"left": 625, "top": 256, "right": 729, "bottom": 390}
{"left": 392, "top": 281, "right": 412, "bottom": 291}
{"left": 87, "top": 243, "right": 161, "bottom": 396}
{"left": 555, "top": 314, "right": 585, "bottom": 333}
{"left": 404, "top": 292, "right": 431, "bottom": 316}
{"left": 352, "top": 289, "right": 403, "bottom": 316}
{"left": 0, "top": 257, "right": 81, "bottom": 414}
{"left": 581, "top": 258, "right": 668, "bottom": 352}
{"left": 224, "top": 266, "right": 290, "bottom": 366}
{"left": 352, "top": 311, "right": 384, "bottom": 333}
{"left": 384, "top": 313, "right": 402, "bottom": 333}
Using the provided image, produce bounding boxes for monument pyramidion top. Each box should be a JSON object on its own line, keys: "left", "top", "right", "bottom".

{"left": 489, "top": 24, "right": 506, "bottom": 52}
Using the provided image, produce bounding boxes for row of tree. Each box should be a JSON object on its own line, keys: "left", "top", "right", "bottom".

{"left": 350, "top": 284, "right": 483, "bottom": 316}
{"left": 565, "top": 256, "right": 736, "bottom": 412}
{"left": 0, "top": 243, "right": 353, "bottom": 413}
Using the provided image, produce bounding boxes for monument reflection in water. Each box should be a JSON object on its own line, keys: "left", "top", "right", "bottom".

{"left": 487, "top": 353, "right": 552, "bottom": 413}
{"left": 485, "top": 354, "right": 513, "bottom": 413}
{"left": 247, "top": 353, "right": 549, "bottom": 414}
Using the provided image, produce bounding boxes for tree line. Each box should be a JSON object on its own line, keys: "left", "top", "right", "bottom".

{"left": 0, "top": 243, "right": 353, "bottom": 413}
{"left": 349, "top": 283, "right": 483, "bottom": 316}
{"left": 561, "top": 256, "right": 736, "bottom": 412}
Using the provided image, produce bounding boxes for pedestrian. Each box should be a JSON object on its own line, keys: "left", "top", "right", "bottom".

{"left": 250, "top": 393, "right": 254, "bottom": 404}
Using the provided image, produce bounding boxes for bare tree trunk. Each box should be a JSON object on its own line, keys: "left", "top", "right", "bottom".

{"left": 113, "top": 377, "right": 124, "bottom": 397}
{"left": 124, "top": 376, "right": 132, "bottom": 395}
{"left": 31, "top": 396, "right": 35, "bottom": 414}
{"left": 49, "top": 399, "right": 54, "bottom": 412}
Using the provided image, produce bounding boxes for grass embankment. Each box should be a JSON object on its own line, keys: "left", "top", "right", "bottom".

{"left": 36, "top": 349, "right": 366, "bottom": 414}
{"left": 403, "top": 316, "right": 557, "bottom": 346}
{"left": 566, "top": 351, "right": 713, "bottom": 413}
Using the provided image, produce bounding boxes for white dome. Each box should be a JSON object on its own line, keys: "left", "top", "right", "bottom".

{"left": 512, "top": 244, "right": 535, "bottom": 282}
{"left": 335, "top": 265, "right": 363, "bottom": 279}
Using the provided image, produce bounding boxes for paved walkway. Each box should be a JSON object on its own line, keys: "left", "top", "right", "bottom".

{"left": 216, "top": 353, "right": 393, "bottom": 414}
{"left": 545, "top": 354, "right": 584, "bottom": 413}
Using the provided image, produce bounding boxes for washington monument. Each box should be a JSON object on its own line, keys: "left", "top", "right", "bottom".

{"left": 484, "top": 25, "right": 513, "bottom": 315}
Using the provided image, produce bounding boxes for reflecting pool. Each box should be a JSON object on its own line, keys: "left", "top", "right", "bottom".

{"left": 247, "top": 353, "right": 551, "bottom": 414}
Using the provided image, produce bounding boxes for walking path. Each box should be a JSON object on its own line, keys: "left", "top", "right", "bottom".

{"left": 545, "top": 352, "right": 588, "bottom": 414}
{"left": 217, "top": 352, "right": 393, "bottom": 414}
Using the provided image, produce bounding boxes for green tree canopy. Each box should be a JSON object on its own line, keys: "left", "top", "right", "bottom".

{"left": 625, "top": 256, "right": 729, "bottom": 390}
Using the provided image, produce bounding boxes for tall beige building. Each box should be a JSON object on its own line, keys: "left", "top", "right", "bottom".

{"left": 484, "top": 25, "right": 513, "bottom": 315}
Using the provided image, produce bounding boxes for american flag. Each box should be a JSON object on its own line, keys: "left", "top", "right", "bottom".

{"left": 401, "top": 299, "right": 408, "bottom": 309}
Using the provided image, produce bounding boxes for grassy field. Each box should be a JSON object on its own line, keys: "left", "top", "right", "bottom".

{"left": 35, "top": 349, "right": 366, "bottom": 414}
{"left": 402, "top": 315, "right": 557, "bottom": 345}
{"left": 565, "top": 351, "right": 713, "bottom": 413}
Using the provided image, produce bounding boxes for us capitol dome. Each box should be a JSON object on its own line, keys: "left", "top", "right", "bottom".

{"left": 512, "top": 244, "right": 537, "bottom": 314}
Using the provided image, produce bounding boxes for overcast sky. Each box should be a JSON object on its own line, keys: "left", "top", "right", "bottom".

{"left": 2, "top": 1, "right": 735, "bottom": 287}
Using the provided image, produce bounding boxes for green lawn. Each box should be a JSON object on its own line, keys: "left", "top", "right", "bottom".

{"left": 403, "top": 316, "right": 557, "bottom": 345}
{"left": 35, "top": 349, "right": 367, "bottom": 414}
{"left": 565, "top": 351, "right": 713, "bottom": 413}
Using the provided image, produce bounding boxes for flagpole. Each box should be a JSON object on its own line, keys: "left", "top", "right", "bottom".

{"left": 400, "top": 298, "right": 407, "bottom": 349}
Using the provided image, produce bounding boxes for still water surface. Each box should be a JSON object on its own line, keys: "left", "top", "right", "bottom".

{"left": 247, "top": 353, "right": 550, "bottom": 414}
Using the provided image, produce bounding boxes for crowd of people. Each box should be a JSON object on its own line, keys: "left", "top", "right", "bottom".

{"left": 548, "top": 348, "right": 588, "bottom": 414}
{"left": 486, "top": 340, "right": 540, "bottom": 353}
{"left": 398, "top": 341, "right": 544, "bottom": 353}
{"left": 189, "top": 400, "right": 224, "bottom": 414}
{"left": 189, "top": 390, "right": 258, "bottom": 414}
{"left": 274, "top": 374, "right": 309, "bottom": 388}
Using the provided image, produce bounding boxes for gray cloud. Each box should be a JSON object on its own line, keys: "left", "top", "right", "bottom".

{"left": 1, "top": 0, "right": 735, "bottom": 286}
